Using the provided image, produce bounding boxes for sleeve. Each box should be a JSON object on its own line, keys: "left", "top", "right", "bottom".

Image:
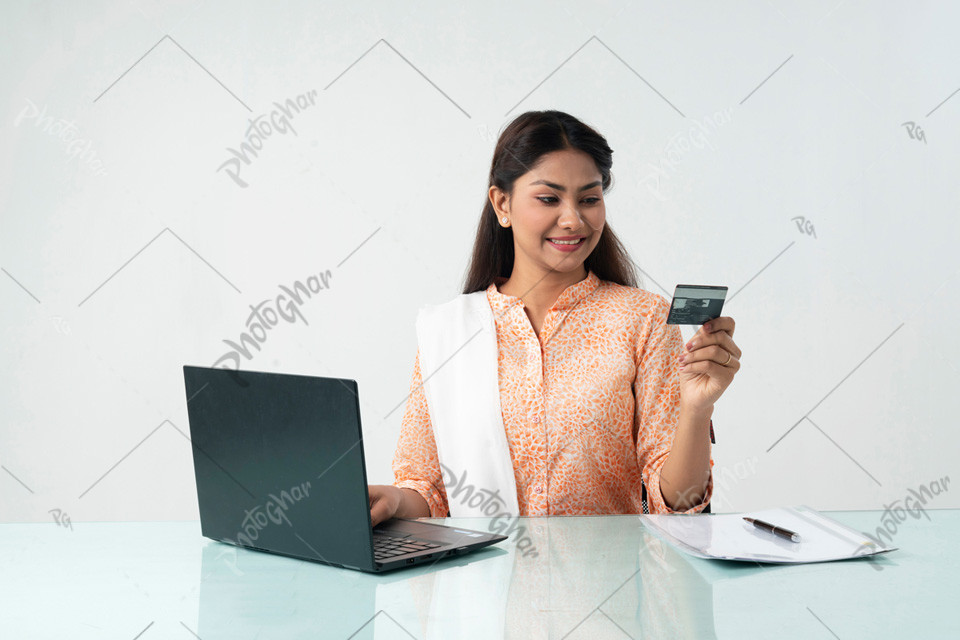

{"left": 634, "top": 296, "right": 714, "bottom": 514}
{"left": 392, "top": 349, "right": 450, "bottom": 518}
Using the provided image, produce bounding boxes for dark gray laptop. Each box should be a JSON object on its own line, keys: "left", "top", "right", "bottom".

{"left": 182, "top": 365, "right": 506, "bottom": 573}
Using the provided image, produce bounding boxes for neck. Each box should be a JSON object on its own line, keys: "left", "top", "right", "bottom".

{"left": 498, "top": 264, "right": 588, "bottom": 310}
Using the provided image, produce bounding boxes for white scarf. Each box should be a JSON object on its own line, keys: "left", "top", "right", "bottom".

{"left": 415, "top": 290, "right": 520, "bottom": 517}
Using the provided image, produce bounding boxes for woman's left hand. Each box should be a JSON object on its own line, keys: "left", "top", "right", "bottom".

{"left": 677, "top": 316, "right": 741, "bottom": 409}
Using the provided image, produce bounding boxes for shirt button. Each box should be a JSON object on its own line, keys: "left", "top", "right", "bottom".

{"left": 532, "top": 416, "right": 540, "bottom": 423}
{"left": 535, "top": 486, "right": 543, "bottom": 494}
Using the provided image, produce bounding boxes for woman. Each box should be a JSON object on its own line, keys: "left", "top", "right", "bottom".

{"left": 369, "top": 110, "right": 741, "bottom": 526}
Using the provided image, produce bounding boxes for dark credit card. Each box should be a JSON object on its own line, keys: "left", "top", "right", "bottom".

{"left": 666, "top": 284, "right": 728, "bottom": 325}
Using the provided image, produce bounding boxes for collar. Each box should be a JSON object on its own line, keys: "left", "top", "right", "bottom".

{"left": 485, "top": 269, "right": 601, "bottom": 318}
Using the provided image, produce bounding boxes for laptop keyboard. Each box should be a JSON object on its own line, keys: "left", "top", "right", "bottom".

{"left": 373, "top": 533, "right": 442, "bottom": 562}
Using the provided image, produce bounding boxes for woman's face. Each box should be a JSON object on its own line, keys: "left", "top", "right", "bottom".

{"left": 490, "top": 148, "right": 606, "bottom": 277}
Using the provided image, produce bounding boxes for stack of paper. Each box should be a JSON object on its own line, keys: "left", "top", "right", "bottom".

{"left": 640, "top": 505, "right": 896, "bottom": 564}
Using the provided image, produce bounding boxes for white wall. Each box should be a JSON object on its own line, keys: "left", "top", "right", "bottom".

{"left": 2, "top": 0, "right": 958, "bottom": 523}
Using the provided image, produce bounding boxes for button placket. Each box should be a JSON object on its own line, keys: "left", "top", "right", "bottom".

{"left": 486, "top": 273, "right": 600, "bottom": 518}
{"left": 540, "top": 309, "right": 555, "bottom": 347}
{"left": 515, "top": 311, "right": 547, "bottom": 515}
{"left": 529, "top": 333, "right": 547, "bottom": 513}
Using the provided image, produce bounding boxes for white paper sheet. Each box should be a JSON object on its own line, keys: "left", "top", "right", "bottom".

{"left": 640, "top": 505, "right": 896, "bottom": 564}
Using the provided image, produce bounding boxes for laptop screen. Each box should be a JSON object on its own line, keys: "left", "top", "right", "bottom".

{"left": 183, "top": 365, "right": 376, "bottom": 570}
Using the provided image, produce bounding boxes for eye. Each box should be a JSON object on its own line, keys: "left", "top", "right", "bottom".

{"left": 536, "top": 196, "right": 602, "bottom": 205}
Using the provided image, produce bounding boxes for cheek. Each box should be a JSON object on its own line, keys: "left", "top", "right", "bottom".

{"left": 587, "top": 207, "right": 606, "bottom": 231}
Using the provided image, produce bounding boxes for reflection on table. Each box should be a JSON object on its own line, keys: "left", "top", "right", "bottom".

{"left": 2, "top": 511, "right": 957, "bottom": 638}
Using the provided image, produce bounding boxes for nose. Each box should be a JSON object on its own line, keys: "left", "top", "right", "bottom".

{"left": 557, "top": 200, "right": 585, "bottom": 228}
{"left": 557, "top": 198, "right": 603, "bottom": 232}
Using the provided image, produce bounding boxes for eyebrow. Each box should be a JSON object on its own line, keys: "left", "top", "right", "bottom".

{"left": 528, "top": 179, "right": 602, "bottom": 192}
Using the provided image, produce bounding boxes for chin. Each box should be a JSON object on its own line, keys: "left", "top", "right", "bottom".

{"left": 547, "top": 259, "right": 587, "bottom": 272}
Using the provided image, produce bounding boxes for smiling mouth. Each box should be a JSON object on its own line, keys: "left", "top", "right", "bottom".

{"left": 547, "top": 238, "right": 585, "bottom": 246}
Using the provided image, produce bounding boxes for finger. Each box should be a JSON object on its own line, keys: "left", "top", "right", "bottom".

{"left": 684, "top": 328, "right": 708, "bottom": 352}
{"left": 703, "top": 316, "right": 735, "bottom": 338}
{"left": 681, "top": 345, "right": 740, "bottom": 370}
{"left": 370, "top": 500, "right": 389, "bottom": 528}
{"left": 686, "top": 321, "right": 725, "bottom": 351}
{"left": 689, "top": 326, "right": 741, "bottom": 360}
{"left": 702, "top": 317, "right": 733, "bottom": 337}
{"left": 704, "top": 331, "right": 742, "bottom": 360}
{"left": 678, "top": 355, "right": 738, "bottom": 378}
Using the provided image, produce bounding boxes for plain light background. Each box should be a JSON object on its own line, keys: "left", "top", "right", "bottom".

{"left": 2, "top": 0, "right": 958, "bottom": 523}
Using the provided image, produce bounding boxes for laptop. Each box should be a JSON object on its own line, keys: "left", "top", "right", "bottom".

{"left": 182, "top": 365, "right": 507, "bottom": 573}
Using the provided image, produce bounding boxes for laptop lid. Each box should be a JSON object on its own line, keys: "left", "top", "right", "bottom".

{"left": 183, "top": 365, "right": 378, "bottom": 572}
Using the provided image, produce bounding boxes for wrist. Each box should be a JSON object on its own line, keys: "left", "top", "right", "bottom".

{"left": 680, "top": 400, "right": 714, "bottom": 425}
{"left": 396, "top": 486, "right": 415, "bottom": 517}
{"left": 397, "top": 486, "right": 430, "bottom": 519}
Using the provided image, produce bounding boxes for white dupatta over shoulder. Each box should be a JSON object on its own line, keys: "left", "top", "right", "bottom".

{"left": 414, "top": 290, "right": 520, "bottom": 517}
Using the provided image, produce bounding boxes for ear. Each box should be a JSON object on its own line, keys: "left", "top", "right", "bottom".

{"left": 488, "top": 185, "right": 510, "bottom": 217}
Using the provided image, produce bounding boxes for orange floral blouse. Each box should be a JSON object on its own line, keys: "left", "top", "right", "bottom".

{"left": 392, "top": 269, "right": 713, "bottom": 516}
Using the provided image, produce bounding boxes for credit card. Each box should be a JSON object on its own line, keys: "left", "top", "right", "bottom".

{"left": 666, "top": 284, "right": 728, "bottom": 325}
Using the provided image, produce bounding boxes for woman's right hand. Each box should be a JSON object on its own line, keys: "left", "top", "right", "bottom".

{"left": 368, "top": 484, "right": 403, "bottom": 527}
{"left": 368, "top": 485, "right": 432, "bottom": 527}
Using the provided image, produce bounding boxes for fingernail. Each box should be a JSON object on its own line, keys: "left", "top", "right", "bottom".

{"left": 703, "top": 323, "right": 711, "bottom": 332}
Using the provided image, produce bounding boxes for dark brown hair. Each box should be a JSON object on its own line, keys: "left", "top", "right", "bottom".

{"left": 462, "top": 110, "right": 640, "bottom": 294}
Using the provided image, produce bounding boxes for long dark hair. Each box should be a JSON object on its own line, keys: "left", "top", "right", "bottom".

{"left": 462, "top": 110, "right": 640, "bottom": 294}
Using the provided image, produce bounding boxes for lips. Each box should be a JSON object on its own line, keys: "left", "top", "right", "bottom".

{"left": 547, "top": 237, "right": 586, "bottom": 250}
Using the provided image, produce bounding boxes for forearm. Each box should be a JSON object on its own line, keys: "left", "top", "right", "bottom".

{"left": 658, "top": 401, "right": 713, "bottom": 511}
{"left": 397, "top": 487, "right": 431, "bottom": 519}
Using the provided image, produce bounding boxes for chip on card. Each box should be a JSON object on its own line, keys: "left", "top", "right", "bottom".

{"left": 666, "top": 284, "right": 728, "bottom": 325}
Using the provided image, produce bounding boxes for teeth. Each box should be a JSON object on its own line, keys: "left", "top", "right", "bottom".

{"left": 550, "top": 238, "right": 582, "bottom": 245}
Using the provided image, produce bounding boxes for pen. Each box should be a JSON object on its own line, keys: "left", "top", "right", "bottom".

{"left": 743, "top": 517, "right": 801, "bottom": 542}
